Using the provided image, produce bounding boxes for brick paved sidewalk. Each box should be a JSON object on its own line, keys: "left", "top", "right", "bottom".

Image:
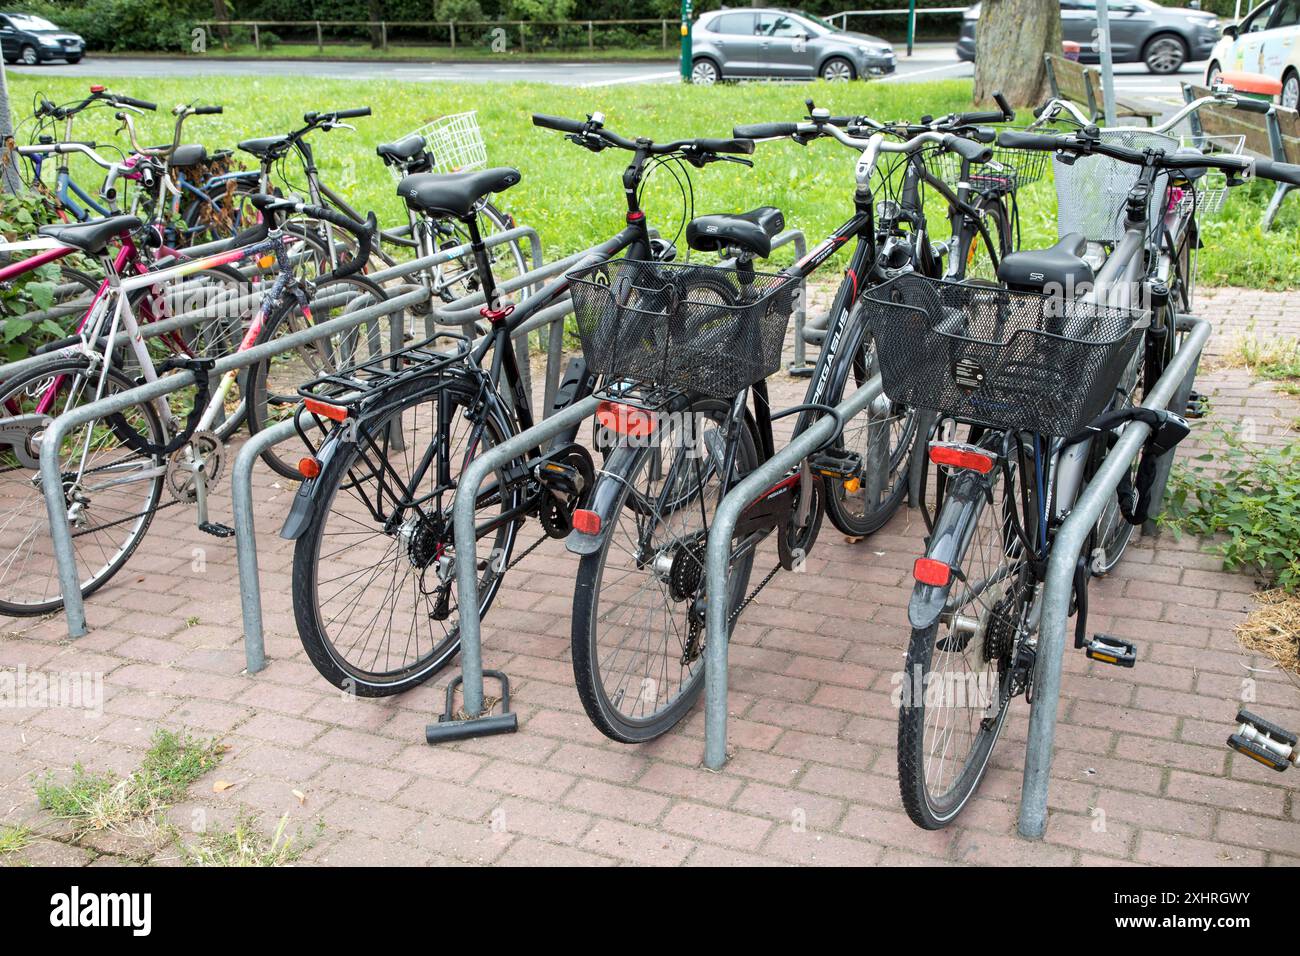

{"left": 1, "top": 286, "right": 1297, "bottom": 866}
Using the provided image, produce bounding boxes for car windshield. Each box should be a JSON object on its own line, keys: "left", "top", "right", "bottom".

{"left": 8, "top": 15, "right": 58, "bottom": 30}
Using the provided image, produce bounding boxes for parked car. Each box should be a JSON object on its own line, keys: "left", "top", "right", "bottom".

{"left": 0, "top": 12, "right": 84, "bottom": 65}
{"left": 1206, "top": 0, "right": 1300, "bottom": 108}
{"left": 691, "top": 7, "right": 895, "bottom": 83}
{"left": 956, "top": 0, "right": 1220, "bottom": 74}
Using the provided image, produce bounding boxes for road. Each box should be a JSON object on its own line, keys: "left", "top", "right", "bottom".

{"left": 11, "top": 43, "right": 1206, "bottom": 107}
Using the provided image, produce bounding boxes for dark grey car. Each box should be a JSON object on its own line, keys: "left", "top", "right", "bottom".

{"left": 956, "top": 0, "right": 1220, "bottom": 73}
{"left": 691, "top": 8, "right": 895, "bottom": 83}
{"left": 0, "top": 12, "right": 84, "bottom": 65}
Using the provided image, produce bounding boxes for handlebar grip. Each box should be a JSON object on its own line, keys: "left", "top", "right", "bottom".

{"left": 1252, "top": 157, "right": 1300, "bottom": 186}
{"left": 694, "top": 137, "right": 755, "bottom": 155}
{"left": 1232, "top": 95, "right": 1272, "bottom": 114}
{"left": 117, "top": 96, "right": 156, "bottom": 111}
{"left": 732, "top": 122, "right": 799, "bottom": 140}
{"left": 194, "top": 105, "right": 223, "bottom": 115}
{"left": 532, "top": 113, "right": 586, "bottom": 134}
{"left": 955, "top": 110, "right": 1007, "bottom": 126}
{"left": 993, "top": 91, "right": 1013, "bottom": 121}
{"left": 944, "top": 134, "right": 993, "bottom": 164}
{"left": 299, "top": 204, "right": 374, "bottom": 284}
{"left": 997, "top": 130, "right": 1066, "bottom": 151}
{"left": 335, "top": 107, "right": 372, "bottom": 119}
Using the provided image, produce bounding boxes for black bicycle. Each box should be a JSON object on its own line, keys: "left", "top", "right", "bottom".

{"left": 280, "top": 112, "right": 756, "bottom": 695}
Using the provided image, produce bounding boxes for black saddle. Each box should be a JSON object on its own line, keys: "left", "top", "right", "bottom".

{"left": 238, "top": 135, "right": 290, "bottom": 161}
{"left": 169, "top": 143, "right": 208, "bottom": 167}
{"left": 1168, "top": 146, "right": 1208, "bottom": 182}
{"left": 377, "top": 134, "right": 428, "bottom": 167}
{"left": 39, "top": 215, "right": 142, "bottom": 256}
{"left": 398, "top": 167, "right": 521, "bottom": 219}
{"left": 686, "top": 206, "right": 785, "bottom": 259}
{"left": 997, "top": 231, "right": 1095, "bottom": 293}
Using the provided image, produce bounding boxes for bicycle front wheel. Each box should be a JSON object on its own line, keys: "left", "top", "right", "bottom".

{"left": 0, "top": 357, "right": 165, "bottom": 615}
{"left": 571, "top": 396, "right": 758, "bottom": 743}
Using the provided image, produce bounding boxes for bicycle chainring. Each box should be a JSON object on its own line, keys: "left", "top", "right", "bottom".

{"left": 165, "top": 431, "right": 224, "bottom": 503}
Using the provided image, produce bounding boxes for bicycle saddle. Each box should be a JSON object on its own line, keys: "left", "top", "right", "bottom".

{"left": 376, "top": 134, "right": 428, "bottom": 167}
{"left": 1168, "top": 147, "right": 1208, "bottom": 182}
{"left": 397, "top": 167, "right": 521, "bottom": 219}
{"left": 238, "top": 134, "right": 290, "bottom": 160}
{"left": 686, "top": 206, "right": 785, "bottom": 259}
{"left": 39, "top": 215, "right": 142, "bottom": 256}
{"left": 169, "top": 144, "right": 209, "bottom": 167}
{"left": 996, "top": 231, "right": 1094, "bottom": 294}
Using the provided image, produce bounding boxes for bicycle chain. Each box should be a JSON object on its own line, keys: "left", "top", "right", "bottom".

{"left": 728, "top": 561, "right": 782, "bottom": 627}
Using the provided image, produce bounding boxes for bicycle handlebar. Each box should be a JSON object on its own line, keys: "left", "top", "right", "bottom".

{"left": 304, "top": 106, "right": 372, "bottom": 123}
{"left": 531, "top": 112, "right": 753, "bottom": 157}
{"left": 115, "top": 95, "right": 157, "bottom": 112}
{"left": 245, "top": 194, "right": 375, "bottom": 285}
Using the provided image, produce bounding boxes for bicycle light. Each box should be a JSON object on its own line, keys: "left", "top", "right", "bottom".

{"left": 596, "top": 400, "right": 655, "bottom": 438}
{"left": 928, "top": 442, "right": 995, "bottom": 474}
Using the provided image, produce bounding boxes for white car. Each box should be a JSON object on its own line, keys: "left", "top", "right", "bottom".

{"left": 1207, "top": 0, "right": 1300, "bottom": 108}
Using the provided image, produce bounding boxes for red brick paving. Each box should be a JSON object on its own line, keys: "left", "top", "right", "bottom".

{"left": 0, "top": 286, "right": 1297, "bottom": 866}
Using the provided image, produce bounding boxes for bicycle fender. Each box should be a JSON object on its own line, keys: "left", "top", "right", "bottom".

{"left": 279, "top": 428, "right": 351, "bottom": 541}
{"left": 564, "top": 443, "right": 643, "bottom": 557}
{"left": 908, "top": 471, "right": 989, "bottom": 631}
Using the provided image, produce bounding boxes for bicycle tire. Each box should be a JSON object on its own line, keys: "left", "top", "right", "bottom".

{"left": 0, "top": 356, "right": 165, "bottom": 616}
{"left": 571, "top": 396, "right": 759, "bottom": 743}
{"left": 291, "top": 374, "right": 521, "bottom": 695}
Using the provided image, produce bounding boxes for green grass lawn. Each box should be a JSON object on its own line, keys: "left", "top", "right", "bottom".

{"left": 11, "top": 74, "right": 1299, "bottom": 289}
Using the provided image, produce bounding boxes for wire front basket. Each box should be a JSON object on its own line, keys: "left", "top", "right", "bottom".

{"left": 1053, "top": 128, "right": 1178, "bottom": 243}
{"left": 862, "top": 273, "right": 1149, "bottom": 437}
{"left": 385, "top": 110, "right": 487, "bottom": 181}
{"left": 925, "top": 136, "right": 1051, "bottom": 194}
{"left": 567, "top": 258, "right": 799, "bottom": 399}
{"left": 1172, "top": 132, "right": 1245, "bottom": 219}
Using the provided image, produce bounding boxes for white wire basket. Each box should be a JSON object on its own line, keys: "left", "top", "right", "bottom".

{"left": 1173, "top": 132, "right": 1246, "bottom": 219}
{"left": 385, "top": 110, "right": 487, "bottom": 182}
{"left": 1053, "top": 128, "right": 1179, "bottom": 243}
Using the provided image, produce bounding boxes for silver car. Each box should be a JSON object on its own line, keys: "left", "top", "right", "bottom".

{"left": 690, "top": 8, "right": 896, "bottom": 83}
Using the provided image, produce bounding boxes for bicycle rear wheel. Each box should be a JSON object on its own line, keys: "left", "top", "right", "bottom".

{"left": 897, "top": 449, "right": 1029, "bottom": 829}
{"left": 290, "top": 376, "right": 520, "bottom": 695}
{"left": 0, "top": 357, "right": 165, "bottom": 615}
{"left": 571, "top": 397, "right": 758, "bottom": 742}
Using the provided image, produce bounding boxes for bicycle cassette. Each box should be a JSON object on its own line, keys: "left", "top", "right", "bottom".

{"left": 166, "top": 431, "right": 225, "bottom": 502}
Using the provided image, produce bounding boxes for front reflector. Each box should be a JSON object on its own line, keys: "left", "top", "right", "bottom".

{"left": 298, "top": 457, "right": 322, "bottom": 479}
{"left": 913, "top": 557, "right": 951, "bottom": 587}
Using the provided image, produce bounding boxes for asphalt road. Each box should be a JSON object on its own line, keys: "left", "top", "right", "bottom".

{"left": 10, "top": 43, "right": 1207, "bottom": 106}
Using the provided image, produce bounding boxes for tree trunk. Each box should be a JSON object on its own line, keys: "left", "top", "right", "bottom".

{"left": 973, "top": 0, "right": 1062, "bottom": 108}
{"left": 211, "top": 0, "right": 230, "bottom": 42}
{"left": 0, "top": 61, "right": 22, "bottom": 195}
{"left": 369, "top": 0, "right": 384, "bottom": 48}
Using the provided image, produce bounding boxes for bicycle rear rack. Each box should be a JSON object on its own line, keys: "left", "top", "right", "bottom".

{"left": 296, "top": 332, "right": 471, "bottom": 409}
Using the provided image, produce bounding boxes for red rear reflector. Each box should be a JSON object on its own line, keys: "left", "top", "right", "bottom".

{"left": 572, "top": 509, "right": 601, "bottom": 535}
{"left": 303, "top": 398, "right": 348, "bottom": 422}
{"left": 929, "top": 444, "right": 995, "bottom": 474}
{"left": 298, "top": 457, "right": 322, "bottom": 479}
{"left": 596, "top": 400, "right": 655, "bottom": 438}
{"left": 913, "top": 557, "right": 951, "bottom": 587}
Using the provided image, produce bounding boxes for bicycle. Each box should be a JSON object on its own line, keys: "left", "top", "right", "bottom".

{"left": 0, "top": 197, "right": 378, "bottom": 616}
{"left": 875, "top": 133, "right": 1300, "bottom": 829}
{"left": 564, "top": 111, "right": 997, "bottom": 743}
{"left": 278, "top": 112, "right": 754, "bottom": 696}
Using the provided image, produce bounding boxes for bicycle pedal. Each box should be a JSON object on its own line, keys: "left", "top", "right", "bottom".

{"left": 1084, "top": 633, "right": 1137, "bottom": 667}
{"left": 810, "top": 448, "right": 862, "bottom": 482}
{"left": 199, "top": 521, "right": 236, "bottom": 539}
{"left": 1184, "top": 390, "right": 1208, "bottom": 419}
{"left": 1227, "top": 711, "right": 1295, "bottom": 772}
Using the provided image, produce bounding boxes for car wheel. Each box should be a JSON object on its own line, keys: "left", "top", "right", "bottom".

{"left": 19, "top": 45, "right": 38, "bottom": 65}
{"left": 1143, "top": 34, "right": 1186, "bottom": 74}
{"left": 820, "top": 56, "right": 855, "bottom": 82}
{"left": 1206, "top": 60, "right": 1221, "bottom": 86}
{"left": 1283, "top": 70, "right": 1300, "bottom": 110}
{"left": 691, "top": 57, "right": 720, "bottom": 85}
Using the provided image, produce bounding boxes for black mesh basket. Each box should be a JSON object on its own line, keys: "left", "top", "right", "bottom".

{"left": 925, "top": 138, "right": 1051, "bottom": 194}
{"left": 862, "top": 273, "right": 1148, "bottom": 437}
{"left": 566, "top": 258, "right": 798, "bottom": 399}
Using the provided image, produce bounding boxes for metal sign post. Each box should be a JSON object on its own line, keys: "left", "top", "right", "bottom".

{"left": 681, "top": 0, "right": 693, "bottom": 81}
{"left": 907, "top": 0, "right": 917, "bottom": 56}
{"left": 1096, "top": 0, "right": 1118, "bottom": 125}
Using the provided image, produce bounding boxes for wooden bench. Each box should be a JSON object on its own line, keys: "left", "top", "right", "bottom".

{"left": 1044, "top": 53, "right": 1160, "bottom": 126}
{"left": 1182, "top": 83, "right": 1300, "bottom": 229}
